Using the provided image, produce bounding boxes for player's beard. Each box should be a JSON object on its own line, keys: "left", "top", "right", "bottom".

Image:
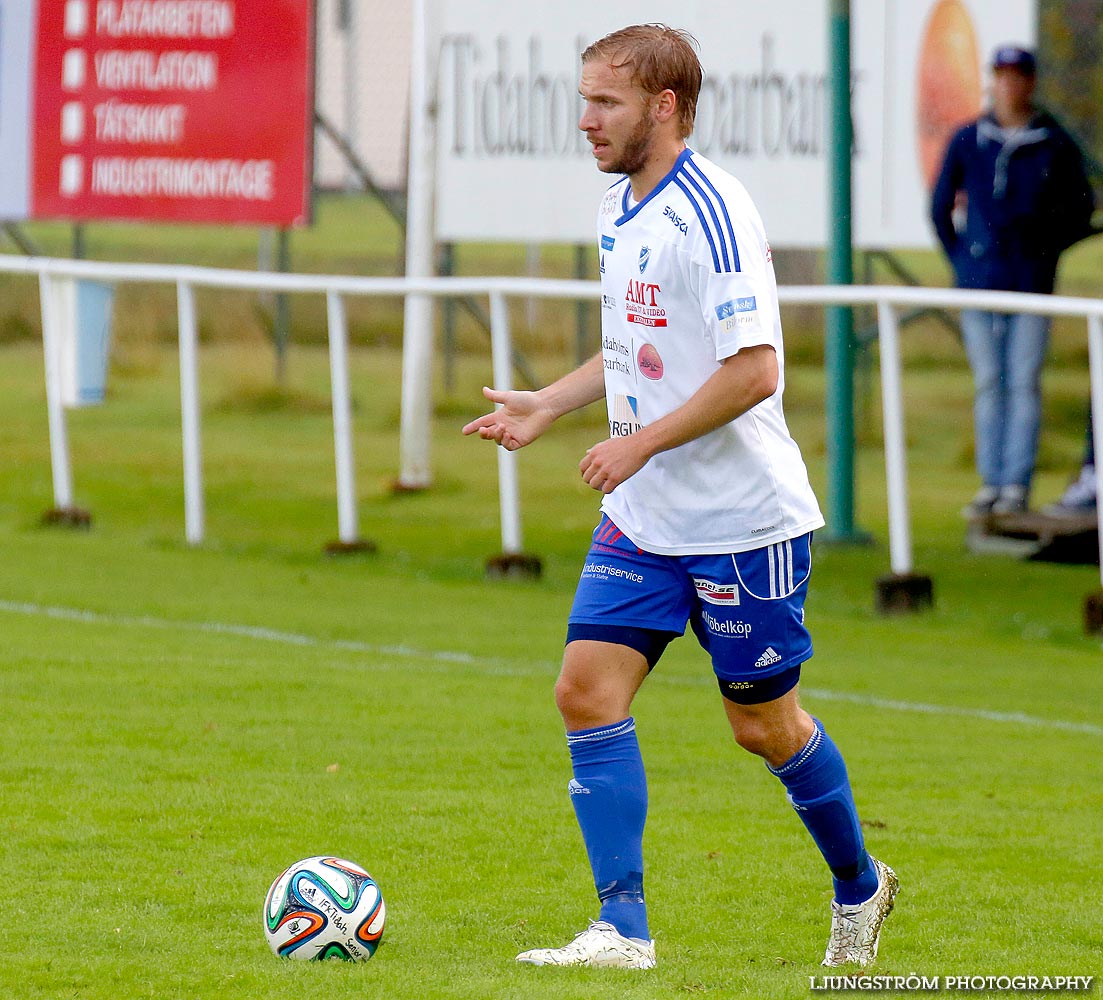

{"left": 602, "top": 109, "right": 657, "bottom": 176}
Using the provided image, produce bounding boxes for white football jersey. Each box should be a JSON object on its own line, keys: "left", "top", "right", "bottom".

{"left": 596, "top": 148, "right": 824, "bottom": 554}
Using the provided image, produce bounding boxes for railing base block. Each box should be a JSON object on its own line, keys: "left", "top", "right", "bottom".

{"left": 875, "top": 572, "right": 933, "bottom": 615}
{"left": 41, "top": 506, "right": 92, "bottom": 529}
{"left": 485, "top": 553, "right": 542, "bottom": 580}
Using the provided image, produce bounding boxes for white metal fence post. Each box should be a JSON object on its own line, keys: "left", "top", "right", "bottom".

{"left": 326, "top": 290, "right": 360, "bottom": 544}
{"left": 37, "top": 273, "right": 75, "bottom": 511}
{"left": 488, "top": 291, "right": 523, "bottom": 555}
{"left": 397, "top": 0, "right": 436, "bottom": 490}
{"left": 176, "top": 281, "right": 205, "bottom": 545}
{"left": 876, "top": 299, "right": 913, "bottom": 576}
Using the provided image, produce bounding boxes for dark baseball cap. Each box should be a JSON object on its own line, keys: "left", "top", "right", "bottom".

{"left": 992, "top": 45, "right": 1036, "bottom": 74}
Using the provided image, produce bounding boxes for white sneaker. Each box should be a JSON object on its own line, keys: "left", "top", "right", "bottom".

{"left": 1043, "top": 465, "right": 1096, "bottom": 517}
{"left": 990, "top": 485, "right": 1028, "bottom": 515}
{"left": 961, "top": 485, "right": 1000, "bottom": 519}
{"left": 821, "top": 858, "right": 899, "bottom": 967}
{"left": 516, "top": 920, "right": 656, "bottom": 969}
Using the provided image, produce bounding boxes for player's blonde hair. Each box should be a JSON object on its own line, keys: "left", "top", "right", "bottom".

{"left": 582, "top": 24, "right": 702, "bottom": 139}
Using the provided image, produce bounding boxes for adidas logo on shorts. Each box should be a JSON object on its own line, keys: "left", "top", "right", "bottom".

{"left": 754, "top": 646, "right": 782, "bottom": 669}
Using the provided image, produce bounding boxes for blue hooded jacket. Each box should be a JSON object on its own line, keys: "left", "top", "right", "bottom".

{"left": 930, "top": 110, "right": 1095, "bottom": 294}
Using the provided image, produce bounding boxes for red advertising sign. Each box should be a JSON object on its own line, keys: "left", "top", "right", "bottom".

{"left": 32, "top": 0, "right": 314, "bottom": 226}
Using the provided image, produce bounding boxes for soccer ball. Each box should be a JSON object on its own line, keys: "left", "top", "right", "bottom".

{"left": 263, "top": 855, "right": 386, "bottom": 961}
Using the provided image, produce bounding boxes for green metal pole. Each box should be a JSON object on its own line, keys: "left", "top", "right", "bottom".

{"left": 274, "top": 228, "right": 291, "bottom": 385}
{"left": 825, "top": 0, "right": 859, "bottom": 540}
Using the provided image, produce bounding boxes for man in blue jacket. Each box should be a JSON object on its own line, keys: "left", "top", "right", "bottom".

{"left": 931, "top": 45, "right": 1095, "bottom": 518}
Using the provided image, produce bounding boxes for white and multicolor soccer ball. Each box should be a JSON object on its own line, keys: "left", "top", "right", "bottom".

{"left": 263, "top": 855, "right": 386, "bottom": 961}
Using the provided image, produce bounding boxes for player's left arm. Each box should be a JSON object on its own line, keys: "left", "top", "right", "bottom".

{"left": 579, "top": 344, "right": 777, "bottom": 494}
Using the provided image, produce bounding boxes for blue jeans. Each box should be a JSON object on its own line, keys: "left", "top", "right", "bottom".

{"left": 960, "top": 310, "right": 1050, "bottom": 489}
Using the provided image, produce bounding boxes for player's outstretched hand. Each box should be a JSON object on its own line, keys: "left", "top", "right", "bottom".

{"left": 461, "top": 386, "right": 556, "bottom": 451}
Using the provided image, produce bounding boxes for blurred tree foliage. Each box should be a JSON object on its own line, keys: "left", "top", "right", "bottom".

{"left": 1038, "top": 0, "right": 1103, "bottom": 173}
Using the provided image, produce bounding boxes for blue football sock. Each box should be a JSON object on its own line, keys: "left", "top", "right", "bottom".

{"left": 769, "top": 719, "right": 879, "bottom": 905}
{"left": 566, "top": 717, "right": 649, "bottom": 941}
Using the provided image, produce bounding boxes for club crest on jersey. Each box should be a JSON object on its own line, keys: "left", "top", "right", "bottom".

{"left": 638, "top": 246, "right": 651, "bottom": 273}
{"left": 694, "top": 578, "right": 740, "bottom": 605}
{"left": 636, "top": 343, "right": 664, "bottom": 381}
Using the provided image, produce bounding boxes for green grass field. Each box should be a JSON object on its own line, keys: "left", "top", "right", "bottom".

{"left": 0, "top": 329, "right": 1101, "bottom": 999}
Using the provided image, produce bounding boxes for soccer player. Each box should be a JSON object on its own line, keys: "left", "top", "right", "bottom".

{"left": 462, "top": 24, "right": 897, "bottom": 970}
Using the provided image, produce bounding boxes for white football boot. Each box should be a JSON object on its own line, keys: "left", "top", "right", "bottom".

{"left": 516, "top": 920, "right": 656, "bottom": 969}
{"left": 822, "top": 858, "right": 899, "bottom": 967}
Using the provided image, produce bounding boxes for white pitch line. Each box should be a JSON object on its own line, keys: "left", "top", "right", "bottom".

{"left": 2, "top": 598, "right": 1101, "bottom": 737}
{"left": 799, "top": 687, "right": 1103, "bottom": 736}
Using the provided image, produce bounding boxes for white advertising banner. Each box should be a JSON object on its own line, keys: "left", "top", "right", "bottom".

{"left": 431, "top": 0, "right": 1035, "bottom": 248}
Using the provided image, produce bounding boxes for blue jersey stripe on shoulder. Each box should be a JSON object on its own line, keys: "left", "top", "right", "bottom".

{"left": 680, "top": 167, "right": 734, "bottom": 272}
{"left": 673, "top": 176, "right": 722, "bottom": 272}
{"left": 685, "top": 158, "right": 741, "bottom": 272}
{"left": 677, "top": 167, "right": 732, "bottom": 272}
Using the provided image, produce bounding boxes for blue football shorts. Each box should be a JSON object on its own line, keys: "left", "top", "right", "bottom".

{"left": 567, "top": 515, "right": 813, "bottom": 699}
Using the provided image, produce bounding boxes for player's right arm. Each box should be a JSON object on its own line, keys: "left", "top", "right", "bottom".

{"left": 462, "top": 353, "right": 605, "bottom": 451}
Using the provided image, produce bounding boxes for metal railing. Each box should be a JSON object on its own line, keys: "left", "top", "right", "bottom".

{"left": 4, "top": 253, "right": 1103, "bottom": 588}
